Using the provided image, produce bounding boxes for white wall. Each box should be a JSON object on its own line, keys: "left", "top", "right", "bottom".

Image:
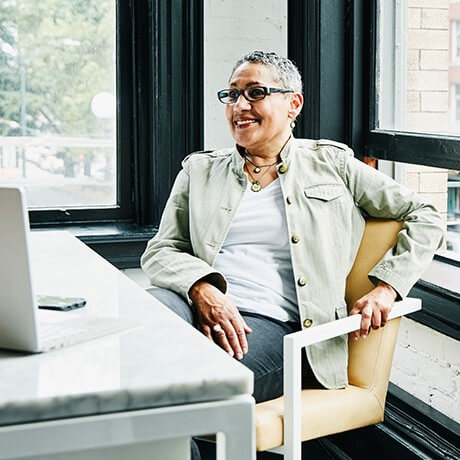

{"left": 203, "top": 0, "right": 287, "bottom": 149}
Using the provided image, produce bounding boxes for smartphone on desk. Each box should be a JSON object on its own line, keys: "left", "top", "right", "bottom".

{"left": 37, "top": 295, "right": 87, "bottom": 311}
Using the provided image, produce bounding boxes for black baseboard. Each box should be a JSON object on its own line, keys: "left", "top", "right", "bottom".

{"left": 195, "top": 438, "right": 348, "bottom": 460}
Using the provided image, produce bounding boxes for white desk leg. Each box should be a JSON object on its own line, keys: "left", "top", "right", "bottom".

{"left": 216, "top": 395, "right": 255, "bottom": 460}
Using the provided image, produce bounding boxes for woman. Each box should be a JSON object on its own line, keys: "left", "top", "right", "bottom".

{"left": 141, "top": 51, "right": 443, "bottom": 453}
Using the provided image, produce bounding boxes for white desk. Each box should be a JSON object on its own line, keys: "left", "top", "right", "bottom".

{"left": 0, "top": 232, "right": 255, "bottom": 460}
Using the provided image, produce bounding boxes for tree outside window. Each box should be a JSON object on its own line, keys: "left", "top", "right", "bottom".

{"left": 0, "top": 0, "right": 116, "bottom": 208}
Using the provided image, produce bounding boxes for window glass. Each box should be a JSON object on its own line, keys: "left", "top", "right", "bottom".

{"left": 447, "top": 169, "right": 460, "bottom": 255}
{"left": 0, "top": 0, "right": 116, "bottom": 208}
{"left": 378, "top": 160, "right": 460, "bottom": 259}
{"left": 376, "top": 1, "right": 460, "bottom": 260}
{"left": 376, "top": 0, "right": 460, "bottom": 136}
{"left": 456, "top": 84, "right": 460, "bottom": 120}
{"left": 456, "top": 20, "right": 460, "bottom": 61}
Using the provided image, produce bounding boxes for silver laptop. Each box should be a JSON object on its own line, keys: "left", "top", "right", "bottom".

{"left": 0, "top": 186, "right": 135, "bottom": 352}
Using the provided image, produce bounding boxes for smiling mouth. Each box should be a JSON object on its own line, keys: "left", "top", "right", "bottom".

{"left": 234, "top": 119, "right": 258, "bottom": 127}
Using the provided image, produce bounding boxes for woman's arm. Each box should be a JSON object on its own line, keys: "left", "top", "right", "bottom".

{"left": 141, "top": 164, "right": 252, "bottom": 357}
{"left": 342, "top": 153, "right": 445, "bottom": 299}
{"left": 337, "top": 149, "right": 444, "bottom": 338}
{"left": 140, "top": 166, "right": 226, "bottom": 303}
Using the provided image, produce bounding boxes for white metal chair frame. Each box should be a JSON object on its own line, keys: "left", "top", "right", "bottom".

{"left": 266, "top": 297, "right": 422, "bottom": 460}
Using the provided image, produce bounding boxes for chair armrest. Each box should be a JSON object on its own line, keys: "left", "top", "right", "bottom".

{"left": 282, "top": 297, "right": 421, "bottom": 460}
{"left": 285, "top": 297, "right": 421, "bottom": 349}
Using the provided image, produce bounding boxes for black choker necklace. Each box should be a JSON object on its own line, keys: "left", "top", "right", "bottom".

{"left": 242, "top": 136, "right": 291, "bottom": 191}
{"left": 243, "top": 155, "right": 278, "bottom": 174}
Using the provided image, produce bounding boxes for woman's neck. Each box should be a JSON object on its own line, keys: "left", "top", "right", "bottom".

{"left": 245, "top": 134, "right": 291, "bottom": 165}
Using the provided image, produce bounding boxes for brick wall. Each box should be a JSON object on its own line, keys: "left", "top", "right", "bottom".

{"left": 404, "top": 0, "right": 449, "bottom": 226}
{"left": 391, "top": 317, "right": 459, "bottom": 421}
{"left": 406, "top": 0, "right": 449, "bottom": 132}
{"left": 402, "top": 163, "right": 448, "bottom": 230}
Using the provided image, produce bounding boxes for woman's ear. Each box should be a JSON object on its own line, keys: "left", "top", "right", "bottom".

{"left": 288, "top": 93, "right": 304, "bottom": 120}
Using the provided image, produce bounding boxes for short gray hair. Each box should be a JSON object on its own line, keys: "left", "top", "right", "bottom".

{"left": 230, "top": 51, "right": 303, "bottom": 94}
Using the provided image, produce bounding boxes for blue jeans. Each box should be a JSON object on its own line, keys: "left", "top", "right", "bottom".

{"left": 147, "top": 288, "right": 321, "bottom": 459}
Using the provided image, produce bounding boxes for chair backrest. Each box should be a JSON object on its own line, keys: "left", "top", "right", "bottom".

{"left": 345, "top": 219, "right": 403, "bottom": 402}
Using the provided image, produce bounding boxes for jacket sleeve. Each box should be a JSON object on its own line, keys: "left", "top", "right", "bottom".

{"left": 339, "top": 149, "right": 445, "bottom": 299}
{"left": 140, "top": 163, "right": 227, "bottom": 303}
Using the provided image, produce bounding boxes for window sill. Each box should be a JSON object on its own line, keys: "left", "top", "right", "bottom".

{"left": 408, "top": 258, "right": 459, "bottom": 341}
{"left": 32, "top": 223, "right": 157, "bottom": 269}
{"left": 421, "top": 257, "right": 459, "bottom": 298}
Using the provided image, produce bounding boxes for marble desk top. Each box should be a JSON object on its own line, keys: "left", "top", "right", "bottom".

{"left": 0, "top": 232, "right": 253, "bottom": 426}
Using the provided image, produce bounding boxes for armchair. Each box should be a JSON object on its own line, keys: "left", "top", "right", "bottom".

{"left": 254, "top": 219, "right": 421, "bottom": 459}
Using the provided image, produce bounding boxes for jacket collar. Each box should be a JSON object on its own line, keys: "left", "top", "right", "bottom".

{"left": 231, "top": 135, "right": 296, "bottom": 177}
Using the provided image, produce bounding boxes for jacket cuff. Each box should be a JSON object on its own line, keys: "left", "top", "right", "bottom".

{"left": 180, "top": 271, "right": 228, "bottom": 306}
{"left": 367, "top": 265, "right": 410, "bottom": 300}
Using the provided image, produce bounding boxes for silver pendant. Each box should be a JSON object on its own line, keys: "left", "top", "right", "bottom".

{"left": 254, "top": 167, "right": 261, "bottom": 173}
{"left": 251, "top": 181, "right": 261, "bottom": 192}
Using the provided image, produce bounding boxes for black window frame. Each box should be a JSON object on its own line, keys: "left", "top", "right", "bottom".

{"left": 27, "top": 0, "right": 134, "bottom": 226}
{"left": 364, "top": 0, "right": 459, "bottom": 170}
{"left": 288, "top": 0, "right": 459, "bottom": 340}
{"left": 26, "top": 0, "right": 204, "bottom": 227}
{"left": 28, "top": 0, "right": 204, "bottom": 266}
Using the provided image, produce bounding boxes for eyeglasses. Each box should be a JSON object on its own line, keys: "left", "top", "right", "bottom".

{"left": 217, "top": 85, "right": 294, "bottom": 104}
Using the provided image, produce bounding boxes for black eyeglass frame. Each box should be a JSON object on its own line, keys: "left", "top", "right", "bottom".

{"left": 217, "top": 86, "right": 294, "bottom": 104}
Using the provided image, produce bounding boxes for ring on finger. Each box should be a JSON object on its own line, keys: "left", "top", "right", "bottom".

{"left": 212, "top": 324, "right": 223, "bottom": 334}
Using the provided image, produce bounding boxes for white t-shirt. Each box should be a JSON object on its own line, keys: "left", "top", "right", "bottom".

{"left": 213, "top": 178, "right": 299, "bottom": 322}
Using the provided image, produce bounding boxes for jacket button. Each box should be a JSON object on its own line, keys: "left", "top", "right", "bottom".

{"left": 278, "top": 164, "right": 288, "bottom": 174}
{"left": 286, "top": 196, "right": 293, "bottom": 205}
{"left": 291, "top": 234, "right": 300, "bottom": 243}
{"left": 303, "top": 318, "right": 313, "bottom": 328}
{"left": 297, "top": 277, "right": 307, "bottom": 286}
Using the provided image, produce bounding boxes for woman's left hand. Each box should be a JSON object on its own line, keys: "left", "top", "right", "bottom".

{"left": 349, "top": 281, "right": 397, "bottom": 340}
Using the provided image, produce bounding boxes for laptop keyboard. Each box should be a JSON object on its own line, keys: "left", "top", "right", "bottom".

{"left": 37, "top": 317, "right": 136, "bottom": 351}
{"left": 40, "top": 323, "right": 90, "bottom": 341}
{"left": 39, "top": 323, "right": 91, "bottom": 349}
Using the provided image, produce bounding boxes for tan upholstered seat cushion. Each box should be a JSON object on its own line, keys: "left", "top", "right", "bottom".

{"left": 255, "top": 385, "right": 383, "bottom": 452}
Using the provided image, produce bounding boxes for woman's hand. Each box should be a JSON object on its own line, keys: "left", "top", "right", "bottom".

{"left": 189, "top": 280, "right": 252, "bottom": 360}
{"left": 349, "top": 281, "right": 397, "bottom": 340}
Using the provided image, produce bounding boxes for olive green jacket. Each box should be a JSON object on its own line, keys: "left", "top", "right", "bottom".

{"left": 141, "top": 138, "right": 444, "bottom": 389}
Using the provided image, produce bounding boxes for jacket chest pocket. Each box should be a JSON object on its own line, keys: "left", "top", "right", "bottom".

{"left": 303, "top": 183, "right": 345, "bottom": 207}
{"left": 303, "top": 183, "right": 349, "bottom": 232}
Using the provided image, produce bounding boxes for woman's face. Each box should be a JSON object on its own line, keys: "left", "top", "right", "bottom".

{"left": 225, "top": 62, "right": 302, "bottom": 155}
